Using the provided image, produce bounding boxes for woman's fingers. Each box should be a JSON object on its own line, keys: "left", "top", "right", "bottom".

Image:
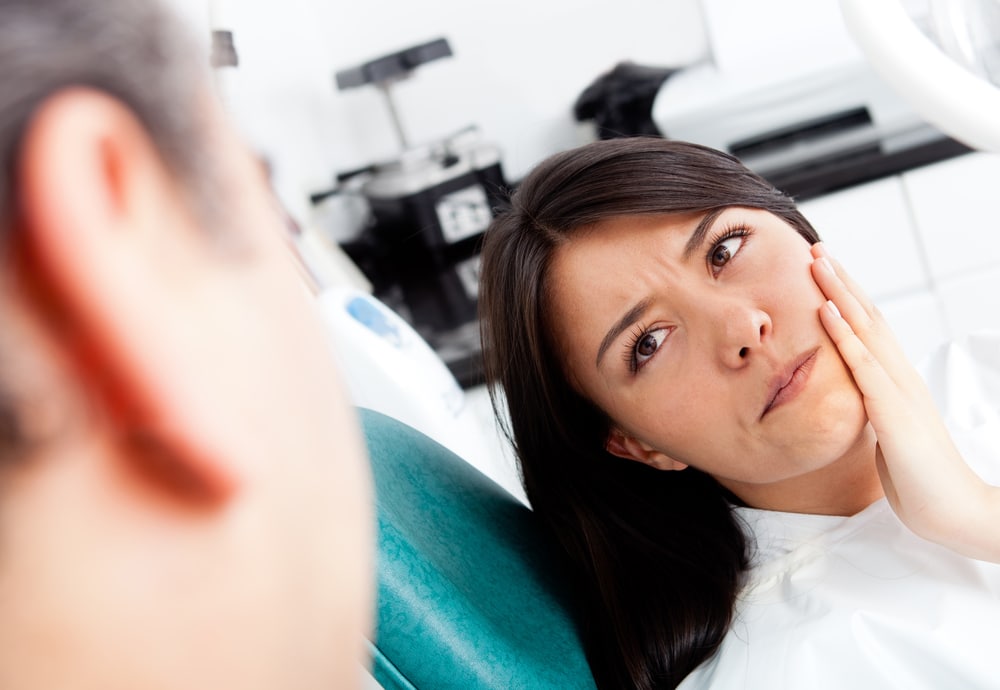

{"left": 818, "top": 297, "right": 898, "bottom": 418}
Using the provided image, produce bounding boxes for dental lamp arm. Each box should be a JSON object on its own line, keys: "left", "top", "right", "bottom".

{"left": 839, "top": 0, "right": 1000, "bottom": 154}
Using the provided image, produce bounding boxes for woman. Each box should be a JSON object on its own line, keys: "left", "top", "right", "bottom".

{"left": 477, "top": 137, "right": 1000, "bottom": 689}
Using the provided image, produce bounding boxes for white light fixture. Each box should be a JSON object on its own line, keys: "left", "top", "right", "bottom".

{"left": 839, "top": 0, "right": 1000, "bottom": 153}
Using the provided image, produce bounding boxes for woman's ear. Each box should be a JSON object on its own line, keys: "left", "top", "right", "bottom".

{"left": 605, "top": 427, "right": 688, "bottom": 471}
{"left": 15, "top": 87, "right": 240, "bottom": 504}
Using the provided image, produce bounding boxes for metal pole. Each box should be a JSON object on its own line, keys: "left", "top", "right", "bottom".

{"left": 378, "top": 81, "right": 410, "bottom": 151}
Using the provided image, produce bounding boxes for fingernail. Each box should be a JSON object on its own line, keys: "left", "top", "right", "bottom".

{"left": 817, "top": 256, "right": 835, "bottom": 274}
{"left": 825, "top": 299, "right": 841, "bottom": 318}
{"left": 814, "top": 242, "right": 831, "bottom": 258}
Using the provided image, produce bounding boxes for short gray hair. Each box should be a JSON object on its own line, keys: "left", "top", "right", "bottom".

{"left": 0, "top": 0, "right": 218, "bottom": 460}
{"left": 0, "top": 0, "right": 216, "bottom": 227}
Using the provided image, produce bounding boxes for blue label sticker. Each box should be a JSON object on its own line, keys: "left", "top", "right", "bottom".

{"left": 346, "top": 296, "right": 403, "bottom": 347}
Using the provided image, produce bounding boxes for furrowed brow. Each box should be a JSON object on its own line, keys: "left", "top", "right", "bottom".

{"left": 594, "top": 210, "right": 726, "bottom": 369}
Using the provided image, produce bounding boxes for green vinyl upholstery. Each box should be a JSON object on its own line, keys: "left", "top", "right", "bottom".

{"left": 358, "top": 408, "right": 597, "bottom": 690}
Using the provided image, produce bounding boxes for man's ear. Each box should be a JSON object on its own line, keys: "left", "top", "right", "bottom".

{"left": 605, "top": 427, "right": 688, "bottom": 471}
{"left": 15, "top": 87, "right": 239, "bottom": 504}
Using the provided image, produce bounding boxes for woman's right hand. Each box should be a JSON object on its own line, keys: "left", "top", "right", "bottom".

{"left": 809, "top": 242, "right": 1000, "bottom": 562}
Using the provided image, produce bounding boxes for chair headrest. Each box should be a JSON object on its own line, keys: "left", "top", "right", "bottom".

{"left": 359, "top": 408, "right": 596, "bottom": 689}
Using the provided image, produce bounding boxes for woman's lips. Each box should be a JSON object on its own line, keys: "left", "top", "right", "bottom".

{"left": 762, "top": 349, "right": 819, "bottom": 418}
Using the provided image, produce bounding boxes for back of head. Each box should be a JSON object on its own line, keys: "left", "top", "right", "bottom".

{"left": 0, "top": 1, "right": 373, "bottom": 688}
{"left": 479, "top": 137, "right": 817, "bottom": 688}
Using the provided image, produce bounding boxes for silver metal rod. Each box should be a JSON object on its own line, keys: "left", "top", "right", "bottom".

{"left": 378, "top": 82, "right": 409, "bottom": 151}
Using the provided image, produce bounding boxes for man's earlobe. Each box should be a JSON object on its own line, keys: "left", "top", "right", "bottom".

{"left": 605, "top": 427, "right": 688, "bottom": 471}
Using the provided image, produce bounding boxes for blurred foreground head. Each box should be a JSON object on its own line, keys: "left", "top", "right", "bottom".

{"left": 0, "top": 1, "right": 373, "bottom": 688}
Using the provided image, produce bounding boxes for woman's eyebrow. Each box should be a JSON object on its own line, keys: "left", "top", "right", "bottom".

{"left": 595, "top": 211, "right": 727, "bottom": 370}
{"left": 682, "top": 208, "right": 727, "bottom": 261}
{"left": 596, "top": 297, "right": 653, "bottom": 368}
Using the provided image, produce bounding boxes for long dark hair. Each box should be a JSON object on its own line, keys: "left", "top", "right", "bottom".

{"left": 478, "top": 137, "right": 819, "bottom": 689}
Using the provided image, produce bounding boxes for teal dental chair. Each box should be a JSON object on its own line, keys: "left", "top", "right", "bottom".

{"left": 358, "top": 408, "right": 597, "bottom": 690}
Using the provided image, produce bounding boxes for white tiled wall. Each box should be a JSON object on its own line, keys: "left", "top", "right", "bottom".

{"left": 872, "top": 291, "right": 951, "bottom": 368}
{"left": 902, "top": 153, "right": 1000, "bottom": 281}
{"left": 938, "top": 266, "right": 1000, "bottom": 339}
{"left": 902, "top": 153, "right": 1000, "bottom": 349}
{"left": 798, "top": 151, "right": 1000, "bottom": 367}
{"left": 796, "top": 176, "right": 927, "bottom": 300}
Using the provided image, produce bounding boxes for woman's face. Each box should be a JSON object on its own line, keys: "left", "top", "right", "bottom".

{"left": 547, "top": 207, "right": 873, "bottom": 510}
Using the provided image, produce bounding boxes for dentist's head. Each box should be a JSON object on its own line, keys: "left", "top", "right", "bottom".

{"left": 0, "top": 1, "right": 373, "bottom": 688}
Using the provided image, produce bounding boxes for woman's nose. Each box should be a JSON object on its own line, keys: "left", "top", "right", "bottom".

{"left": 716, "top": 301, "right": 772, "bottom": 369}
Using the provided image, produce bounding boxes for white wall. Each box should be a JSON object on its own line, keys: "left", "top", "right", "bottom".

{"left": 168, "top": 0, "right": 709, "bottom": 226}
{"left": 798, "top": 152, "right": 1000, "bottom": 367}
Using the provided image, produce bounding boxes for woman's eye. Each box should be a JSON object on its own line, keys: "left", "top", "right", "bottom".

{"left": 634, "top": 327, "right": 669, "bottom": 366}
{"left": 710, "top": 235, "right": 746, "bottom": 268}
